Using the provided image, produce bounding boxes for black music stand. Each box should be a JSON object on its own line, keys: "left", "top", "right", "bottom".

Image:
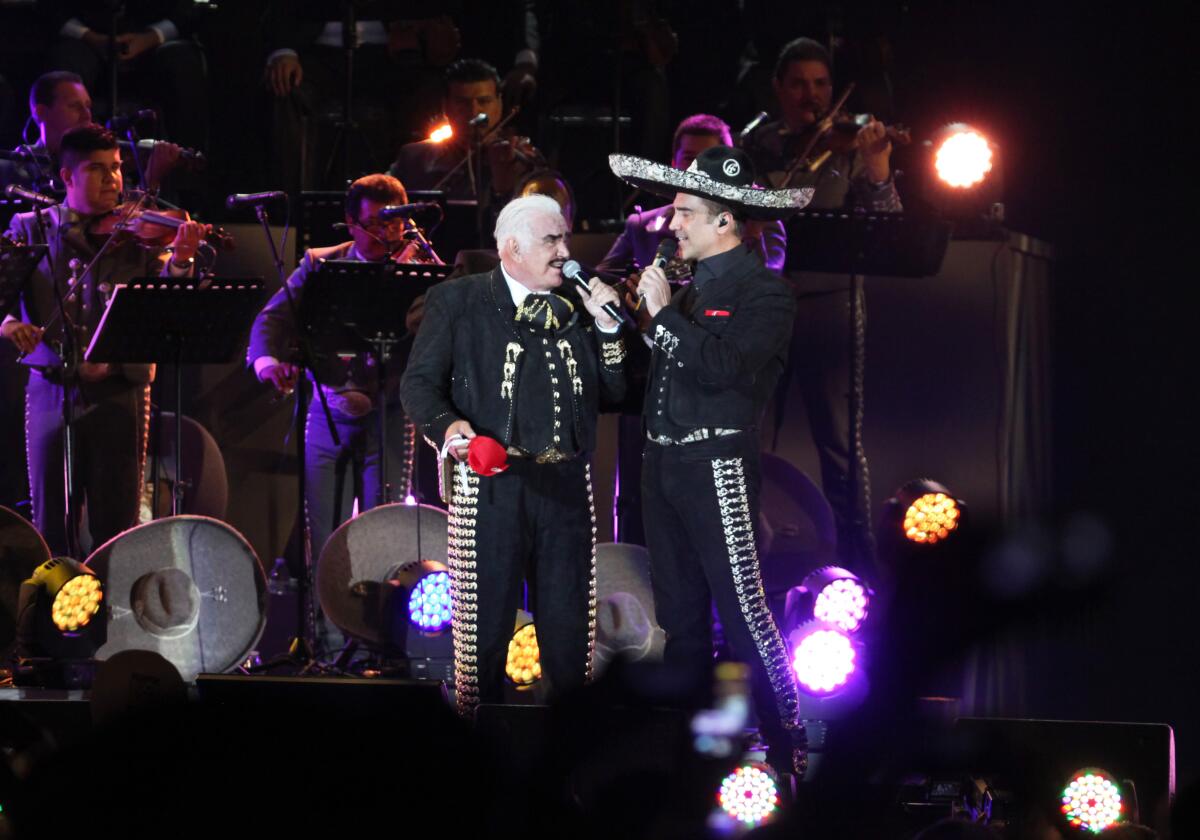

{"left": 300, "top": 259, "right": 450, "bottom": 504}
{"left": 0, "top": 241, "right": 46, "bottom": 320}
{"left": 84, "top": 277, "right": 265, "bottom": 515}
{"left": 783, "top": 210, "right": 952, "bottom": 568}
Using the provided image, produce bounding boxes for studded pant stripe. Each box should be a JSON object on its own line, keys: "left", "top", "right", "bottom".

{"left": 584, "top": 462, "right": 598, "bottom": 683}
{"left": 711, "top": 457, "right": 803, "bottom": 730}
{"left": 447, "top": 462, "right": 482, "bottom": 717}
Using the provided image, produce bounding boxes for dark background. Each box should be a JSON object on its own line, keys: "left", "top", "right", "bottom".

{"left": 2, "top": 0, "right": 1196, "bottom": 787}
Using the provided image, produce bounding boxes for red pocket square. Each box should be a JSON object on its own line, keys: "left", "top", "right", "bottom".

{"left": 704, "top": 309, "right": 731, "bottom": 317}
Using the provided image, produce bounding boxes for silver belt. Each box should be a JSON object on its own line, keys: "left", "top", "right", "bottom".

{"left": 647, "top": 427, "right": 742, "bottom": 446}
{"left": 506, "top": 445, "right": 576, "bottom": 464}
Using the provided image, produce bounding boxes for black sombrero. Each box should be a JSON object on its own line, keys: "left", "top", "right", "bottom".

{"left": 608, "top": 145, "right": 813, "bottom": 220}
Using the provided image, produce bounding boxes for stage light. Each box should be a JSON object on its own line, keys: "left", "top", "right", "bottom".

{"left": 51, "top": 572, "right": 103, "bottom": 634}
{"left": 800, "top": 566, "right": 872, "bottom": 633}
{"left": 789, "top": 621, "right": 856, "bottom": 695}
{"left": 904, "top": 494, "right": 960, "bottom": 545}
{"left": 1061, "top": 768, "right": 1123, "bottom": 833}
{"left": 428, "top": 123, "right": 453, "bottom": 143}
{"left": 717, "top": 762, "right": 780, "bottom": 826}
{"left": 407, "top": 570, "right": 452, "bottom": 634}
{"left": 29, "top": 557, "right": 103, "bottom": 635}
{"left": 888, "top": 479, "right": 965, "bottom": 546}
{"left": 933, "top": 124, "right": 994, "bottom": 189}
{"left": 506, "top": 620, "right": 542, "bottom": 687}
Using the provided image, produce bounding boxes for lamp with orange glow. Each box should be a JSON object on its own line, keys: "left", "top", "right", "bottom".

{"left": 428, "top": 123, "right": 453, "bottom": 144}
{"left": 886, "top": 479, "right": 967, "bottom": 547}
{"left": 922, "top": 122, "right": 1004, "bottom": 237}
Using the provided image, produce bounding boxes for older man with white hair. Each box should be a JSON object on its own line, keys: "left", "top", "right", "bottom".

{"left": 401, "top": 195, "right": 627, "bottom": 715}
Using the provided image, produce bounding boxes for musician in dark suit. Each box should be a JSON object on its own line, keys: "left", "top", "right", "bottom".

{"left": 609, "top": 145, "right": 812, "bottom": 775}
{"left": 247, "top": 173, "right": 432, "bottom": 655}
{"left": 1, "top": 124, "right": 202, "bottom": 556}
{"left": 401, "top": 194, "right": 626, "bottom": 716}
{"left": 598, "top": 113, "right": 787, "bottom": 547}
{"left": 742, "top": 37, "right": 902, "bottom": 566}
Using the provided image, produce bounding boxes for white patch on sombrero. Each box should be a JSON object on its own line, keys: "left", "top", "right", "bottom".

{"left": 722, "top": 159, "right": 741, "bottom": 177}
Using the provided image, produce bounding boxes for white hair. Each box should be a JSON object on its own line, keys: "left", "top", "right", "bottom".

{"left": 494, "top": 194, "right": 563, "bottom": 255}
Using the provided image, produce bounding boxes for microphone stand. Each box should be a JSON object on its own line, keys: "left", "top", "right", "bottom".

{"left": 253, "top": 203, "right": 340, "bottom": 662}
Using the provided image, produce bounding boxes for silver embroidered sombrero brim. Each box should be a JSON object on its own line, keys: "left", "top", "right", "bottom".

{"left": 608, "top": 153, "right": 814, "bottom": 220}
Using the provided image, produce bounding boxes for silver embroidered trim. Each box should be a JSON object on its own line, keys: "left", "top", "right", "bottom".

{"left": 600, "top": 337, "right": 626, "bottom": 367}
{"left": 556, "top": 339, "right": 584, "bottom": 396}
{"left": 647, "top": 427, "right": 741, "bottom": 446}
{"left": 447, "top": 463, "right": 481, "bottom": 717}
{"left": 501, "top": 342, "right": 523, "bottom": 400}
{"left": 609, "top": 153, "right": 815, "bottom": 213}
{"left": 584, "top": 462, "right": 598, "bottom": 683}
{"left": 653, "top": 324, "right": 680, "bottom": 359}
{"left": 711, "top": 457, "right": 802, "bottom": 731}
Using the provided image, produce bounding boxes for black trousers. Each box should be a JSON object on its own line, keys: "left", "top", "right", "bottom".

{"left": 446, "top": 457, "right": 597, "bottom": 716}
{"left": 26, "top": 373, "right": 148, "bottom": 557}
{"left": 304, "top": 397, "right": 414, "bottom": 654}
{"left": 642, "top": 432, "right": 801, "bottom": 744}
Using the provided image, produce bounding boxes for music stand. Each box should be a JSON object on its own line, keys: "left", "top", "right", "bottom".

{"left": 783, "top": 210, "right": 952, "bottom": 568}
{"left": 84, "top": 277, "right": 265, "bottom": 515}
{"left": 0, "top": 241, "right": 46, "bottom": 320}
{"left": 300, "top": 259, "right": 450, "bottom": 504}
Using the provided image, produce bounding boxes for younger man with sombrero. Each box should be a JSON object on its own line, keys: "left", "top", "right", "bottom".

{"left": 609, "top": 145, "right": 812, "bottom": 774}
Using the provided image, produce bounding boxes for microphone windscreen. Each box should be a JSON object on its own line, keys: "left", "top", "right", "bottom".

{"left": 468, "top": 436, "right": 509, "bottom": 476}
{"left": 653, "top": 237, "right": 678, "bottom": 265}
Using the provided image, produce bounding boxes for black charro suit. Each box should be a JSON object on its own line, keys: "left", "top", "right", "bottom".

{"left": 640, "top": 244, "right": 806, "bottom": 768}
{"left": 401, "top": 266, "right": 626, "bottom": 715}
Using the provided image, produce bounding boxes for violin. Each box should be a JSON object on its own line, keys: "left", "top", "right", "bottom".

{"left": 772, "top": 82, "right": 912, "bottom": 187}
{"left": 88, "top": 202, "right": 235, "bottom": 251}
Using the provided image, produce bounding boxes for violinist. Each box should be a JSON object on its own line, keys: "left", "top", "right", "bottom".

{"left": 742, "top": 37, "right": 902, "bottom": 212}
{"left": 246, "top": 173, "right": 428, "bottom": 657}
{"left": 1, "top": 123, "right": 204, "bottom": 556}
{"left": 743, "top": 37, "right": 897, "bottom": 570}
{"left": 389, "top": 58, "right": 540, "bottom": 216}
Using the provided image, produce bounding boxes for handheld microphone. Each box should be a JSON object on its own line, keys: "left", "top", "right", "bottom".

{"left": 225, "top": 191, "right": 287, "bottom": 210}
{"left": 4, "top": 184, "right": 58, "bottom": 207}
{"left": 119, "top": 138, "right": 207, "bottom": 165}
{"left": 738, "top": 110, "right": 770, "bottom": 144}
{"left": 635, "top": 237, "right": 677, "bottom": 310}
{"left": 378, "top": 201, "right": 440, "bottom": 220}
{"left": 652, "top": 236, "right": 677, "bottom": 270}
{"left": 562, "top": 260, "right": 627, "bottom": 327}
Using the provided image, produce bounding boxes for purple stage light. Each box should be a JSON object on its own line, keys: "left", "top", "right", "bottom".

{"left": 813, "top": 577, "right": 869, "bottom": 633}
{"left": 407, "top": 570, "right": 452, "bottom": 633}
{"left": 791, "top": 625, "right": 856, "bottom": 695}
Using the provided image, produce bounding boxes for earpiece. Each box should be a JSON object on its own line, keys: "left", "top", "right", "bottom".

{"left": 718, "top": 216, "right": 729, "bottom": 228}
